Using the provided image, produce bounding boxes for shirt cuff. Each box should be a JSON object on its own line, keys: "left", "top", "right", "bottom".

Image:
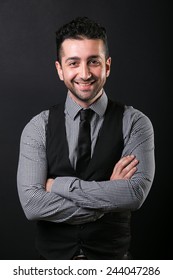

{"left": 51, "top": 176, "right": 78, "bottom": 198}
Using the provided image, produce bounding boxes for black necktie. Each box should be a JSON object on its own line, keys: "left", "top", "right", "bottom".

{"left": 76, "top": 109, "right": 92, "bottom": 176}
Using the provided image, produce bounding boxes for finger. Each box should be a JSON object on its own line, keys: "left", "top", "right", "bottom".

{"left": 121, "top": 158, "right": 139, "bottom": 177}
{"left": 112, "top": 155, "right": 136, "bottom": 175}
{"left": 123, "top": 166, "right": 138, "bottom": 179}
{"left": 110, "top": 164, "right": 138, "bottom": 180}
{"left": 45, "top": 178, "right": 54, "bottom": 191}
{"left": 110, "top": 156, "right": 138, "bottom": 180}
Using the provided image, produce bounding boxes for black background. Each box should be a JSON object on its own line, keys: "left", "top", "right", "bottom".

{"left": 0, "top": 0, "right": 171, "bottom": 259}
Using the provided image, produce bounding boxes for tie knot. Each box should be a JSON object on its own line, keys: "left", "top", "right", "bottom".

{"left": 79, "top": 109, "right": 92, "bottom": 122}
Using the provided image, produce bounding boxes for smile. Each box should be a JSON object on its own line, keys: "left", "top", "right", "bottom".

{"left": 74, "top": 81, "right": 95, "bottom": 86}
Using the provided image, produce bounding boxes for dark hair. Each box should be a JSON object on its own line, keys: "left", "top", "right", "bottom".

{"left": 56, "top": 16, "right": 109, "bottom": 62}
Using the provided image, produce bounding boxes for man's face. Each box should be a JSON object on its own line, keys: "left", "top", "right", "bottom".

{"left": 55, "top": 38, "right": 111, "bottom": 107}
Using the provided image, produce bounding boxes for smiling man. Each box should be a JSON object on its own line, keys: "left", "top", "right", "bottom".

{"left": 17, "top": 17, "right": 155, "bottom": 260}
{"left": 55, "top": 38, "right": 111, "bottom": 107}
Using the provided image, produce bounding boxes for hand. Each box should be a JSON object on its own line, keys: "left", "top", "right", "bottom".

{"left": 110, "top": 155, "right": 139, "bottom": 180}
{"left": 45, "top": 178, "right": 55, "bottom": 192}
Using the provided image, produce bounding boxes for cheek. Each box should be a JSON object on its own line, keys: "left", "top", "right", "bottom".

{"left": 63, "top": 69, "right": 77, "bottom": 82}
{"left": 99, "top": 68, "right": 108, "bottom": 80}
{"left": 95, "top": 66, "right": 107, "bottom": 77}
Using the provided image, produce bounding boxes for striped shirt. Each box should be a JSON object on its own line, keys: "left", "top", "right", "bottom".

{"left": 17, "top": 91, "right": 155, "bottom": 225}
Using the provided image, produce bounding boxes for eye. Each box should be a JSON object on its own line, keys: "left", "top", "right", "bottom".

{"left": 89, "top": 59, "right": 100, "bottom": 66}
{"left": 68, "top": 61, "right": 79, "bottom": 67}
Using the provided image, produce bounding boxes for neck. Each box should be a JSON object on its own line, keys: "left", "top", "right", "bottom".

{"left": 68, "top": 90, "right": 103, "bottom": 108}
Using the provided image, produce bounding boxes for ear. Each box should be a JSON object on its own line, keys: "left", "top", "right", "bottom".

{"left": 55, "top": 61, "right": 64, "bottom": 81}
{"left": 106, "top": 57, "right": 111, "bottom": 77}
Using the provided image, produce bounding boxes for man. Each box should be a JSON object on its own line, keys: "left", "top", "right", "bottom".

{"left": 17, "top": 17, "right": 155, "bottom": 260}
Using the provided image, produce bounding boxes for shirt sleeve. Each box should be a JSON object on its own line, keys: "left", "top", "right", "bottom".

{"left": 51, "top": 107, "right": 155, "bottom": 212}
{"left": 17, "top": 111, "right": 103, "bottom": 224}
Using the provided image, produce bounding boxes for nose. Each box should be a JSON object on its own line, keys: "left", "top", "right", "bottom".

{"left": 79, "top": 63, "right": 91, "bottom": 80}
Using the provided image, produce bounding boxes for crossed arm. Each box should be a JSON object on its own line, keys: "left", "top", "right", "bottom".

{"left": 17, "top": 109, "right": 155, "bottom": 224}
{"left": 46, "top": 155, "right": 138, "bottom": 191}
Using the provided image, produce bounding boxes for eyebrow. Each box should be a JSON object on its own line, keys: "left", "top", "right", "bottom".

{"left": 65, "top": 57, "right": 80, "bottom": 63}
{"left": 65, "top": 55, "right": 101, "bottom": 63}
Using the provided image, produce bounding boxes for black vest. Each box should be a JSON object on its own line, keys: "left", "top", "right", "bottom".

{"left": 36, "top": 99, "right": 131, "bottom": 259}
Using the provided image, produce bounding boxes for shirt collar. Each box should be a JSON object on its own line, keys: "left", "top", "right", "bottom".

{"left": 65, "top": 90, "right": 108, "bottom": 120}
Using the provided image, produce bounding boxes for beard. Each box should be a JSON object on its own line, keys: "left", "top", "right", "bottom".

{"left": 66, "top": 76, "right": 105, "bottom": 104}
{"left": 69, "top": 87, "right": 100, "bottom": 102}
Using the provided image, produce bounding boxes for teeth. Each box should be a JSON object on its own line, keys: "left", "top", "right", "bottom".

{"left": 77, "top": 83, "right": 92, "bottom": 85}
{"left": 75, "top": 81, "right": 94, "bottom": 85}
{"left": 80, "top": 83, "right": 90, "bottom": 85}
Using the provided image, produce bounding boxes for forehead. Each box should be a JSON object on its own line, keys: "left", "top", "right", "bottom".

{"left": 61, "top": 38, "right": 105, "bottom": 58}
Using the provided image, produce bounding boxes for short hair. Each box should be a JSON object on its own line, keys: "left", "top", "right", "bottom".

{"left": 56, "top": 16, "right": 109, "bottom": 62}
